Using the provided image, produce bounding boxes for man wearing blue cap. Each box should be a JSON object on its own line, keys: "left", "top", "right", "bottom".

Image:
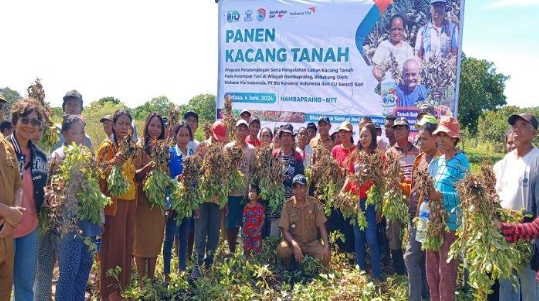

{"left": 415, "top": 0, "right": 459, "bottom": 65}
{"left": 277, "top": 174, "right": 330, "bottom": 269}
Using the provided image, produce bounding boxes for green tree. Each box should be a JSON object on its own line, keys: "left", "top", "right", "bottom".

{"left": 98, "top": 96, "right": 121, "bottom": 105}
{"left": 181, "top": 94, "right": 216, "bottom": 122}
{"left": 458, "top": 55, "right": 509, "bottom": 133}
{"left": 478, "top": 106, "right": 539, "bottom": 147}
{"left": 132, "top": 96, "right": 174, "bottom": 119}
{"left": 83, "top": 100, "right": 127, "bottom": 144}
{"left": 0, "top": 87, "right": 22, "bottom": 119}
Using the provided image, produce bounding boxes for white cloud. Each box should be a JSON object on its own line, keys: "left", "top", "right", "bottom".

{"left": 488, "top": 0, "right": 539, "bottom": 8}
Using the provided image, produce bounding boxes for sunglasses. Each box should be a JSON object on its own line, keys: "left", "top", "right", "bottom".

{"left": 20, "top": 116, "right": 42, "bottom": 127}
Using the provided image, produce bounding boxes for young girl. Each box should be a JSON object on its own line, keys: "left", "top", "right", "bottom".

{"left": 96, "top": 109, "right": 137, "bottom": 301}
{"left": 243, "top": 184, "right": 265, "bottom": 256}
{"left": 133, "top": 113, "right": 167, "bottom": 280}
{"left": 51, "top": 115, "right": 102, "bottom": 300}
{"left": 164, "top": 122, "right": 195, "bottom": 278}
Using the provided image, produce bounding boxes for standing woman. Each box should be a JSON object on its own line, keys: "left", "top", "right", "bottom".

{"left": 260, "top": 127, "right": 273, "bottom": 148}
{"left": 6, "top": 98, "right": 48, "bottom": 301}
{"left": 133, "top": 113, "right": 167, "bottom": 280}
{"left": 426, "top": 117, "right": 469, "bottom": 301}
{"left": 97, "top": 109, "right": 137, "bottom": 301}
{"left": 164, "top": 122, "right": 196, "bottom": 279}
{"left": 340, "top": 123, "right": 382, "bottom": 280}
{"left": 51, "top": 115, "right": 103, "bottom": 300}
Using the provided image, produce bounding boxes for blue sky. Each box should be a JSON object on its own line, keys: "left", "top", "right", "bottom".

{"left": 0, "top": 0, "right": 536, "bottom": 109}
{"left": 462, "top": 0, "right": 539, "bottom": 107}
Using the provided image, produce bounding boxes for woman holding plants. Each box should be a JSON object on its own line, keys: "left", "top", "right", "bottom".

{"left": 6, "top": 98, "right": 48, "bottom": 301}
{"left": 340, "top": 122, "right": 382, "bottom": 281}
{"left": 97, "top": 109, "right": 137, "bottom": 301}
{"left": 133, "top": 113, "right": 167, "bottom": 280}
{"left": 164, "top": 122, "right": 196, "bottom": 278}
{"left": 426, "top": 116, "right": 469, "bottom": 301}
{"left": 50, "top": 115, "right": 103, "bottom": 300}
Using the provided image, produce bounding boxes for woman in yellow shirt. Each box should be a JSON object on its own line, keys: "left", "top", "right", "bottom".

{"left": 96, "top": 109, "right": 137, "bottom": 301}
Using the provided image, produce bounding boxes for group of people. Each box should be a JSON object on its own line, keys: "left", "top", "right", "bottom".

{"left": 0, "top": 88, "right": 538, "bottom": 301}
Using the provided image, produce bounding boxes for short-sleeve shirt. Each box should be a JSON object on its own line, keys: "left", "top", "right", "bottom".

{"left": 428, "top": 151, "right": 470, "bottom": 231}
{"left": 494, "top": 148, "right": 539, "bottom": 214}
{"left": 243, "top": 203, "right": 265, "bottom": 237}
{"left": 372, "top": 40, "right": 415, "bottom": 74}
{"left": 396, "top": 84, "right": 429, "bottom": 108}
{"left": 415, "top": 19, "right": 459, "bottom": 61}
{"left": 331, "top": 144, "right": 355, "bottom": 173}
{"left": 225, "top": 142, "right": 256, "bottom": 197}
{"left": 279, "top": 196, "right": 327, "bottom": 245}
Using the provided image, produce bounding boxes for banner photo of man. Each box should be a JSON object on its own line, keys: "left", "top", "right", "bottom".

{"left": 217, "top": 0, "right": 464, "bottom": 133}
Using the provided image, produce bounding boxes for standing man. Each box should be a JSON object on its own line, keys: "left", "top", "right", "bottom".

{"left": 184, "top": 111, "right": 200, "bottom": 150}
{"left": 224, "top": 120, "right": 256, "bottom": 253}
{"left": 52, "top": 90, "right": 93, "bottom": 151}
{"left": 0, "top": 93, "right": 6, "bottom": 122}
{"left": 386, "top": 117, "right": 419, "bottom": 275}
{"left": 0, "top": 133, "right": 24, "bottom": 301}
{"left": 415, "top": 0, "right": 459, "bottom": 65}
{"left": 191, "top": 121, "right": 228, "bottom": 279}
{"left": 270, "top": 124, "right": 304, "bottom": 236}
{"left": 99, "top": 115, "right": 113, "bottom": 140}
{"left": 404, "top": 116, "right": 440, "bottom": 301}
{"left": 306, "top": 122, "right": 317, "bottom": 143}
{"left": 246, "top": 117, "right": 262, "bottom": 148}
{"left": 384, "top": 115, "right": 397, "bottom": 147}
{"left": 495, "top": 113, "right": 539, "bottom": 301}
{"left": 310, "top": 117, "right": 334, "bottom": 153}
{"left": 277, "top": 175, "right": 330, "bottom": 269}
{"left": 239, "top": 110, "right": 251, "bottom": 122}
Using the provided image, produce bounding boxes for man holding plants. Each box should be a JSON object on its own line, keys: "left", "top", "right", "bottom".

{"left": 494, "top": 113, "right": 539, "bottom": 301}
{"left": 386, "top": 117, "right": 419, "bottom": 275}
{"left": 277, "top": 174, "right": 330, "bottom": 268}
{"left": 224, "top": 119, "right": 256, "bottom": 254}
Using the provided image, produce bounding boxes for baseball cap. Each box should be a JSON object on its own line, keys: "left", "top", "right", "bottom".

{"left": 183, "top": 110, "right": 199, "bottom": 121}
{"left": 240, "top": 109, "right": 251, "bottom": 117}
{"left": 415, "top": 115, "right": 438, "bottom": 129}
{"left": 430, "top": 0, "right": 446, "bottom": 4}
{"left": 0, "top": 93, "right": 6, "bottom": 103}
{"left": 392, "top": 117, "right": 410, "bottom": 128}
{"left": 100, "top": 115, "right": 113, "bottom": 123}
{"left": 508, "top": 113, "right": 538, "bottom": 130}
{"left": 338, "top": 121, "right": 353, "bottom": 132}
{"left": 63, "top": 90, "right": 83, "bottom": 102}
{"left": 236, "top": 119, "right": 249, "bottom": 128}
{"left": 433, "top": 116, "right": 460, "bottom": 139}
{"left": 249, "top": 116, "right": 260, "bottom": 125}
{"left": 318, "top": 117, "right": 331, "bottom": 125}
{"left": 211, "top": 121, "right": 227, "bottom": 142}
{"left": 292, "top": 174, "right": 307, "bottom": 186}
{"left": 307, "top": 122, "right": 317, "bottom": 130}
{"left": 280, "top": 123, "right": 295, "bottom": 136}
{"left": 417, "top": 104, "right": 437, "bottom": 121}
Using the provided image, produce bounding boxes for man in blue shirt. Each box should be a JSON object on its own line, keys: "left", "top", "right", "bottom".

{"left": 396, "top": 59, "right": 429, "bottom": 107}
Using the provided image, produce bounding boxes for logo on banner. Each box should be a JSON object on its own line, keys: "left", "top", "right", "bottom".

{"left": 269, "top": 10, "right": 287, "bottom": 19}
{"left": 244, "top": 10, "right": 253, "bottom": 22}
{"left": 257, "top": 8, "right": 266, "bottom": 22}
{"left": 227, "top": 11, "right": 240, "bottom": 23}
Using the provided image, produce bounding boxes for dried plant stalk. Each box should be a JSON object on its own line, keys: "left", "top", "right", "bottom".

{"left": 254, "top": 146, "right": 285, "bottom": 214}
{"left": 170, "top": 156, "right": 202, "bottom": 222}
{"left": 307, "top": 144, "right": 346, "bottom": 216}
{"left": 382, "top": 152, "right": 409, "bottom": 224}
{"left": 27, "top": 78, "right": 59, "bottom": 151}
{"left": 449, "top": 162, "right": 532, "bottom": 300}
{"left": 223, "top": 96, "right": 236, "bottom": 141}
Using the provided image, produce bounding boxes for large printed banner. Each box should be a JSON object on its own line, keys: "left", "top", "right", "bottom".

{"left": 218, "top": 0, "right": 464, "bottom": 131}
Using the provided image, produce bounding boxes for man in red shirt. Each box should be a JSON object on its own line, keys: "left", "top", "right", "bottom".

{"left": 245, "top": 117, "right": 262, "bottom": 148}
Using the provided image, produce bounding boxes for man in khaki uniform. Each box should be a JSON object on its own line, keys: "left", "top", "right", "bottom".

{"left": 277, "top": 174, "right": 330, "bottom": 268}
{"left": 0, "top": 133, "right": 24, "bottom": 300}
